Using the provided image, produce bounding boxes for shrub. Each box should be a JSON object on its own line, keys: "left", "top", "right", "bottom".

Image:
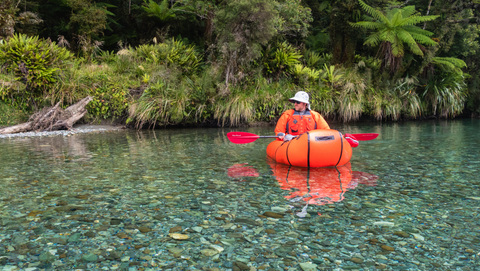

{"left": 135, "top": 38, "right": 201, "bottom": 74}
{"left": 263, "top": 41, "right": 302, "bottom": 79}
{"left": 422, "top": 75, "right": 467, "bottom": 118}
{"left": 214, "top": 91, "right": 254, "bottom": 127}
{"left": 0, "top": 100, "right": 28, "bottom": 127}
{"left": 127, "top": 81, "right": 191, "bottom": 128}
{"left": 0, "top": 33, "right": 74, "bottom": 109}
{"left": 86, "top": 84, "right": 130, "bottom": 120}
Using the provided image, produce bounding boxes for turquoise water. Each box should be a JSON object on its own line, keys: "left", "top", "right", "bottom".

{"left": 0, "top": 119, "right": 479, "bottom": 270}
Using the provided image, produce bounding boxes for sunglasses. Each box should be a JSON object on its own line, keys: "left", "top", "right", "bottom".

{"left": 294, "top": 101, "right": 303, "bottom": 104}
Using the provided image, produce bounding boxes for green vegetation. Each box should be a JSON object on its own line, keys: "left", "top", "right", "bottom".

{"left": 0, "top": 101, "right": 28, "bottom": 127}
{"left": 1, "top": 0, "right": 480, "bottom": 128}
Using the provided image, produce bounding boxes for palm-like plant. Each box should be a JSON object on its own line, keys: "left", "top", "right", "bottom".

{"left": 350, "top": 0, "right": 439, "bottom": 73}
{"left": 430, "top": 57, "right": 466, "bottom": 74}
{"left": 143, "top": 0, "right": 176, "bottom": 22}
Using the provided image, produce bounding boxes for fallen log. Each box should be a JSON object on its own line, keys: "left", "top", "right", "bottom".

{"left": 0, "top": 121, "right": 33, "bottom": 134}
{"left": 0, "top": 96, "right": 93, "bottom": 135}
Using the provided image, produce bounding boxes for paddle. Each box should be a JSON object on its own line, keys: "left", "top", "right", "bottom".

{"left": 227, "top": 131, "right": 378, "bottom": 144}
{"left": 348, "top": 133, "right": 378, "bottom": 141}
{"left": 227, "top": 132, "right": 279, "bottom": 144}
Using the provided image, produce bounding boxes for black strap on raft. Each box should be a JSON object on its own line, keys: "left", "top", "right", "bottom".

{"left": 286, "top": 165, "right": 292, "bottom": 184}
{"left": 307, "top": 131, "right": 311, "bottom": 168}
{"left": 286, "top": 140, "right": 292, "bottom": 166}
{"left": 335, "top": 166, "right": 345, "bottom": 199}
{"left": 335, "top": 131, "right": 343, "bottom": 166}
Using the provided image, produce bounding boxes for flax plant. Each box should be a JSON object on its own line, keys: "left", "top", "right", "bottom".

{"left": 253, "top": 78, "right": 293, "bottom": 121}
{"left": 423, "top": 78, "right": 466, "bottom": 117}
{"left": 309, "top": 86, "right": 335, "bottom": 118}
{"left": 395, "top": 77, "right": 422, "bottom": 118}
{"left": 365, "top": 86, "right": 405, "bottom": 121}
{"left": 214, "top": 92, "right": 254, "bottom": 127}
{"left": 337, "top": 68, "right": 366, "bottom": 122}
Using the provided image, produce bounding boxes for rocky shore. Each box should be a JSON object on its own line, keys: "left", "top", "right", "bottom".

{"left": 0, "top": 125, "right": 126, "bottom": 139}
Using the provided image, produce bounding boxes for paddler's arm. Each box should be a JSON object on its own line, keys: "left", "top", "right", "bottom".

{"left": 274, "top": 112, "right": 291, "bottom": 140}
{"left": 314, "top": 112, "right": 330, "bottom": 130}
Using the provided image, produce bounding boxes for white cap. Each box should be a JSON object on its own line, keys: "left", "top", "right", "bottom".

{"left": 288, "top": 91, "right": 311, "bottom": 110}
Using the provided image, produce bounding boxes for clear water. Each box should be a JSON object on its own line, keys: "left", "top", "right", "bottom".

{"left": 0, "top": 119, "right": 479, "bottom": 270}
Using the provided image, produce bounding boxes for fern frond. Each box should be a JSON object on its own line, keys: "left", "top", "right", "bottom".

{"left": 358, "top": 0, "right": 389, "bottom": 23}
{"left": 400, "top": 15, "right": 439, "bottom": 26}
{"left": 400, "top": 5, "right": 416, "bottom": 18}
{"left": 350, "top": 21, "right": 384, "bottom": 29}
{"left": 386, "top": 8, "right": 400, "bottom": 21}
{"left": 402, "top": 26, "right": 434, "bottom": 37}
{"left": 409, "top": 32, "right": 437, "bottom": 46}
{"left": 364, "top": 32, "right": 382, "bottom": 46}
{"left": 391, "top": 36, "right": 404, "bottom": 57}
{"left": 384, "top": 31, "right": 396, "bottom": 44}
{"left": 390, "top": 9, "right": 403, "bottom": 26}
{"left": 397, "top": 29, "right": 423, "bottom": 55}
{"left": 396, "top": 29, "right": 417, "bottom": 45}
{"left": 432, "top": 57, "right": 467, "bottom": 69}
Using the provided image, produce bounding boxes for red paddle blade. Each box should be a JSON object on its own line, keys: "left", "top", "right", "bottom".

{"left": 227, "top": 132, "right": 260, "bottom": 144}
{"left": 350, "top": 133, "right": 379, "bottom": 141}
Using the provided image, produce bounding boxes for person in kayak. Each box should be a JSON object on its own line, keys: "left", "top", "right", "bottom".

{"left": 275, "top": 91, "right": 330, "bottom": 141}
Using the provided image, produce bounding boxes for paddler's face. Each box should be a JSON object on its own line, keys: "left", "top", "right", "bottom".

{"left": 294, "top": 101, "right": 307, "bottom": 111}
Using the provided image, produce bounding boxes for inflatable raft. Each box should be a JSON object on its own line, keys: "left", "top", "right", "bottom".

{"left": 266, "top": 129, "right": 352, "bottom": 167}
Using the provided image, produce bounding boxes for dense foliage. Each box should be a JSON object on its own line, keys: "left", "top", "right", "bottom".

{"left": 1, "top": 0, "right": 480, "bottom": 127}
{"left": 0, "top": 34, "right": 74, "bottom": 109}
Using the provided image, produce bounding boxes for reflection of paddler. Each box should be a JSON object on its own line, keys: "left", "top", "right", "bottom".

{"left": 268, "top": 161, "right": 377, "bottom": 205}
{"left": 227, "top": 163, "right": 260, "bottom": 178}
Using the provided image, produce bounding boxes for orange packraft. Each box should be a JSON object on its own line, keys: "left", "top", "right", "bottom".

{"left": 266, "top": 129, "right": 352, "bottom": 167}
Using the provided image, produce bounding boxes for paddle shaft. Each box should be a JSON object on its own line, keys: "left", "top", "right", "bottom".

{"left": 227, "top": 131, "right": 378, "bottom": 144}
{"left": 239, "top": 136, "right": 283, "bottom": 139}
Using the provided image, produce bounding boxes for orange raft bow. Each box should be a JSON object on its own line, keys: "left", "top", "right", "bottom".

{"left": 266, "top": 129, "right": 352, "bottom": 168}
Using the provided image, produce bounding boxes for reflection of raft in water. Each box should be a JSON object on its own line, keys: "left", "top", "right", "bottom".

{"left": 268, "top": 161, "right": 378, "bottom": 205}
{"left": 227, "top": 163, "right": 259, "bottom": 178}
{"left": 266, "top": 129, "right": 352, "bottom": 168}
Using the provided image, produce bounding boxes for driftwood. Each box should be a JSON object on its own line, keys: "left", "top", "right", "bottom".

{"left": 0, "top": 96, "right": 93, "bottom": 135}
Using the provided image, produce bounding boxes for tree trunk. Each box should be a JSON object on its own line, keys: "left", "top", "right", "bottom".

{"left": 0, "top": 122, "right": 33, "bottom": 134}
{"left": 329, "top": 1, "right": 360, "bottom": 66}
{"left": 0, "top": 96, "right": 93, "bottom": 134}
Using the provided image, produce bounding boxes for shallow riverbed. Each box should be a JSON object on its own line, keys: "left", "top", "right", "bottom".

{"left": 0, "top": 119, "right": 479, "bottom": 270}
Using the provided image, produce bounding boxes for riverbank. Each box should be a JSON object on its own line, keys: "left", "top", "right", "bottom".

{"left": 0, "top": 124, "right": 126, "bottom": 139}
{"left": 2, "top": 115, "right": 479, "bottom": 139}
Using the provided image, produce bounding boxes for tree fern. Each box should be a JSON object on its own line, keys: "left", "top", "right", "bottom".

{"left": 350, "top": 0, "right": 439, "bottom": 73}
{"left": 431, "top": 57, "right": 466, "bottom": 74}
{"left": 143, "top": 0, "right": 176, "bottom": 22}
{"left": 357, "top": 0, "right": 388, "bottom": 23}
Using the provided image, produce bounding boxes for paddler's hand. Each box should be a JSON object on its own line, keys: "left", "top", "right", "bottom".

{"left": 277, "top": 132, "right": 285, "bottom": 141}
{"left": 284, "top": 134, "right": 294, "bottom": 141}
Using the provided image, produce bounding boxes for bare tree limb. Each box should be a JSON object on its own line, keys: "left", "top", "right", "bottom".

{"left": 172, "top": 9, "right": 207, "bottom": 20}
{"left": 0, "top": 122, "right": 33, "bottom": 134}
{"left": 423, "top": 0, "right": 434, "bottom": 30}
{"left": 0, "top": 96, "right": 93, "bottom": 134}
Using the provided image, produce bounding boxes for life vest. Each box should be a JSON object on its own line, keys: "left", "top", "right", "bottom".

{"left": 274, "top": 109, "right": 330, "bottom": 139}
{"left": 286, "top": 110, "right": 317, "bottom": 135}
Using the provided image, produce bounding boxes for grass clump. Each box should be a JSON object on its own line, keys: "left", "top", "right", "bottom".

{"left": 0, "top": 101, "right": 28, "bottom": 127}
